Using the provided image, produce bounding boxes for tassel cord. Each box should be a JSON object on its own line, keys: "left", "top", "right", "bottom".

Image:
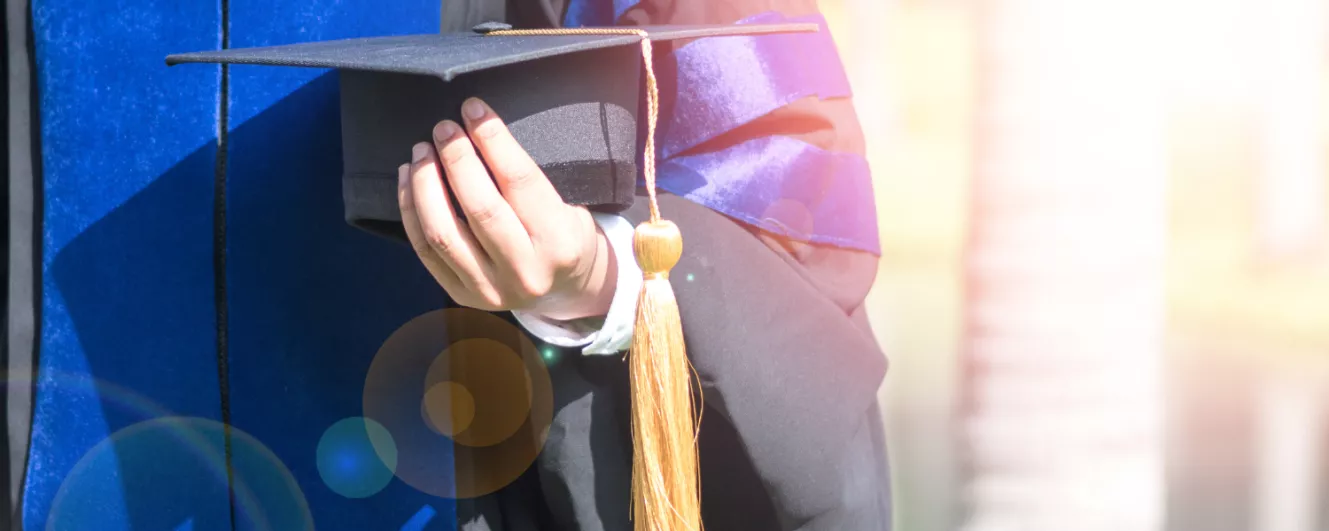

{"left": 488, "top": 28, "right": 702, "bottom": 531}
{"left": 487, "top": 28, "right": 662, "bottom": 222}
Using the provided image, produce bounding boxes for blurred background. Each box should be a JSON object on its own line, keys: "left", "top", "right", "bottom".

{"left": 815, "top": 0, "right": 1329, "bottom": 530}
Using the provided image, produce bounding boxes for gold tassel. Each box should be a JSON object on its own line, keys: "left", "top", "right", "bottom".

{"left": 629, "top": 219, "right": 701, "bottom": 531}
{"left": 488, "top": 27, "right": 703, "bottom": 531}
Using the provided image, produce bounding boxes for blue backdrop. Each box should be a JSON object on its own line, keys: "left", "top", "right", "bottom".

{"left": 26, "top": 0, "right": 454, "bottom": 528}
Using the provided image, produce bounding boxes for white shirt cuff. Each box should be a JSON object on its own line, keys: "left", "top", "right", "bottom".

{"left": 510, "top": 213, "right": 641, "bottom": 356}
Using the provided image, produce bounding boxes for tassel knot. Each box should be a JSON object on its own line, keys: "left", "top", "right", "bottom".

{"left": 634, "top": 220, "right": 683, "bottom": 275}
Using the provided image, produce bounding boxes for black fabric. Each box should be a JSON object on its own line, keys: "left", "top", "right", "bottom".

{"left": 334, "top": 51, "right": 640, "bottom": 238}
{"left": 213, "top": 0, "right": 234, "bottom": 522}
{"left": 634, "top": 193, "right": 889, "bottom": 530}
{"left": 515, "top": 192, "right": 890, "bottom": 531}
{"left": 448, "top": 192, "right": 890, "bottom": 531}
{"left": 4, "top": 0, "right": 37, "bottom": 527}
{"left": 531, "top": 351, "right": 632, "bottom": 531}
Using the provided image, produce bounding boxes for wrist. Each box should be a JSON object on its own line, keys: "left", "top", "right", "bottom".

{"left": 509, "top": 213, "right": 641, "bottom": 356}
{"left": 542, "top": 225, "right": 617, "bottom": 321}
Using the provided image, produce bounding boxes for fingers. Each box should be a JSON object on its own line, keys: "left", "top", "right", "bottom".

{"left": 403, "top": 147, "right": 502, "bottom": 309}
{"left": 401, "top": 102, "right": 594, "bottom": 314}
{"left": 460, "top": 98, "right": 568, "bottom": 238}
{"left": 397, "top": 164, "right": 467, "bottom": 298}
{"left": 432, "top": 119, "right": 543, "bottom": 292}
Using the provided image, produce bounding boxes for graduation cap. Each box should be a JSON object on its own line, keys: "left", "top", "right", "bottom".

{"left": 166, "top": 22, "right": 818, "bottom": 531}
{"left": 165, "top": 22, "right": 815, "bottom": 241}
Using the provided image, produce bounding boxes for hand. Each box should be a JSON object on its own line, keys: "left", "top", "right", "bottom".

{"left": 398, "top": 98, "right": 616, "bottom": 321}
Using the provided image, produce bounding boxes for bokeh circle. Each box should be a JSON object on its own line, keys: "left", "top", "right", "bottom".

{"left": 363, "top": 308, "right": 552, "bottom": 499}
{"left": 423, "top": 381, "right": 476, "bottom": 437}
{"left": 316, "top": 417, "right": 398, "bottom": 499}
{"left": 47, "top": 416, "right": 312, "bottom": 531}
{"left": 423, "top": 338, "right": 533, "bottom": 448}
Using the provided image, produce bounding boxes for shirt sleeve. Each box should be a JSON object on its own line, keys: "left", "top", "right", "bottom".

{"left": 510, "top": 212, "right": 642, "bottom": 355}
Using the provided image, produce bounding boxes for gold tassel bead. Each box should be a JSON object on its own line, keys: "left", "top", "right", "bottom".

{"left": 634, "top": 220, "right": 683, "bottom": 275}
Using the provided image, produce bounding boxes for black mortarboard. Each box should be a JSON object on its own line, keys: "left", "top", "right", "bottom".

{"left": 165, "top": 23, "right": 814, "bottom": 240}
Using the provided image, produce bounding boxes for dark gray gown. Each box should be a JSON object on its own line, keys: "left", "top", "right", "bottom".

{"left": 452, "top": 1, "right": 891, "bottom": 529}
{"left": 458, "top": 191, "right": 892, "bottom": 531}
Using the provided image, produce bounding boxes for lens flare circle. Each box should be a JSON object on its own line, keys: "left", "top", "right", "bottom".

{"left": 47, "top": 416, "right": 312, "bottom": 531}
{"left": 363, "top": 308, "right": 553, "bottom": 499}
{"left": 316, "top": 417, "right": 398, "bottom": 499}
{"left": 422, "top": 381, "right": 475, "bottom": 437}
{"left": 424, "top": 338, "right": 532, "bottom": 448}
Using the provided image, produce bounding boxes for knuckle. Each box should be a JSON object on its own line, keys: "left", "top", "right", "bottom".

{"left": 504, "top": 166, "right": 540, "bottom": 189}
{"left": 547, "top": 246, "right": 580, "bottom": 271}
{"left": 424, "top": 231, "right": 452, "bottom": 254}
{"left": 466, "top": 203, "right": 502, "bottom": 227}
{"left": 543, "top": 234, "right": 587, "bottom": 270}
{"left": 514, "top": 272, "right": 552, "bottom": 300}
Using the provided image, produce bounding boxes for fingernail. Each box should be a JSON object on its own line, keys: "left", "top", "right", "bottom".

{"left": 462, "top": 98, "right": 487, "bottom": 121}
{"left": 433, "top": 120, "right": 459, "bottom": 143}
{"left": 398, "top": 164, "right": 409, "bottom": 185}
{"left": 412, "top": 143, "right": 431, "bottom": 163}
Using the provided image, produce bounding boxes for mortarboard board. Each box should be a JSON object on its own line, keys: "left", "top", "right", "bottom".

{"left": 165, "top": 23, "right": 816, "bottom": 241}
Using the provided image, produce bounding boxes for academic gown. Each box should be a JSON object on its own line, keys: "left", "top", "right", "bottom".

{"left": 443, "top": 1, "right": 893, "bottom": 529}
{"left": 461, "top": 194, "right": 891, "bottom": 531}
